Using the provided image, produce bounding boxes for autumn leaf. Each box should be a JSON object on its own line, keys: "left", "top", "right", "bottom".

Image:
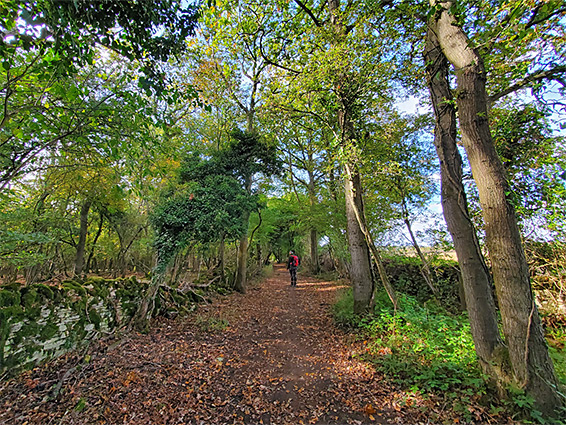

{"left": 364, "top": 403, "right": 377, "bottom": 415}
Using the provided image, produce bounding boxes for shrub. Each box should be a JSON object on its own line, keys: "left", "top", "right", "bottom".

{"left": 333, "top": 288, "right": 491, "bottom": 422}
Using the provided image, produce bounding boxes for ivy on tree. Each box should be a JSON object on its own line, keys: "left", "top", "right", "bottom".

{"left": 151, "top": 129, "right": 281, "bottom": 274}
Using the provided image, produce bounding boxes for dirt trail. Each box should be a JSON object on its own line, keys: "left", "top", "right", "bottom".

{"left": 1, "top": 265, "right": 421, "bottom": 424}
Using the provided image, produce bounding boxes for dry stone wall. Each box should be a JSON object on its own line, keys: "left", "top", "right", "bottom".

{"left": 0, "top": 277, "right": 148, "bottom": 377}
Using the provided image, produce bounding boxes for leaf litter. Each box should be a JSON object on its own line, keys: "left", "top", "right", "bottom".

{"left": 0, "top": 265, "right": 511, "bottom": 424}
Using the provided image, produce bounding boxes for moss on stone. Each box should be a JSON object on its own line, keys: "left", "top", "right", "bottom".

{"left": 21, "top": 287, "right": 39, "bottom": 309}
{"left": 86, "top": 277, "right": 110, "bottom": 299}
{"left": 70, "top": 296, "right": 88, "bottom": 316}
{"left": 40, "top": 322, "right": 59, "bottom": 340}
{"left": 1, "top": 275, "right": 150, "bottom": 376}
{"left": 61, "top": 280, "right": 87, "bottom": 297}
{"left": 86, "top": 277, "right": 106, "bottom": 286}
{"left": 33, "top": 283, "right": 55, "bottom": 300}
{"left": 88, "top": 307, "right": 102, "bottom": 330}
{"left": 0, "top": 289, "right": 20, "bottom": 308}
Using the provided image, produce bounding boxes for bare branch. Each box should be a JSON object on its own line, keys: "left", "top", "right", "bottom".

{"left": 293, "top": 0, "right": 322, "bottom": 27}
{"left": 489, "top": 65, "right": 566, "bottom": 104}
{"left": 526, "top": 6, "right": 566, "bottom": 28}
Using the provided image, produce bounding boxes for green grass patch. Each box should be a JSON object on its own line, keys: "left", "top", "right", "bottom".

{"left": 333, "top": 288, "right": 566, "bottom": 423}
{"left": 334, "top": 289, "right": 493, "bottom": 422}
{"left": 195, "top": 314, "right": 229, "bottom": 333}
{"left": 547, "top": 327, "right": 566, "bottom": 386}
{"left": 339, "top": 289, "right": 481, "bottom": 391}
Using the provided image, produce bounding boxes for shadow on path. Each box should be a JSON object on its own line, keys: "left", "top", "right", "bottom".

{"left": 0, "top": 264, "right": 420, "bottom": 424}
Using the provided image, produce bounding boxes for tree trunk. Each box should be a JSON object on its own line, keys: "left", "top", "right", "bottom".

{"left": 402, "top": 203, "right": 439, "bottom": 298}
{"left": 74, "top": 200, "right": 91, "bottom": 276}
{"left": 431, "top": 4, "right": 562, "bottom": 414}
{"left": 234, "top": 208, "right": 250, "bottom": 293}
{"left": 131, "top": 270, "right": 164, "bottom": 332}
{"left": 344, "top": 166, "right": 375, "bottom": 314}
{"left": 327, "top": 0, "right": 375, "bottom": 314}
{"left": 345, "top": 164, "right": 398, "bottom": 312}
{"left": 310, "top": 228, "right": 319, "bottom": 273}
{"left": 425, "top": 25, "right": 508, "bottom": 383}
{"left": 308, "top": 165, "right": 320, "bottom": 274}
{"left": 219, "top": 233, "right": 225, "bottom": 283}
{"left": 86, "top": 212, "right": 104, "bottom": 273}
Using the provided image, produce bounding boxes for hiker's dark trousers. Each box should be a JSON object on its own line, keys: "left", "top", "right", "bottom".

{"left": 289, "top": 267, "right": 297, "bottom": 286}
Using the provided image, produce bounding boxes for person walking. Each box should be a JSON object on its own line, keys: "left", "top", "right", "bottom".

{"left": 287, "top": 250, "right": 299, "bottom": 287}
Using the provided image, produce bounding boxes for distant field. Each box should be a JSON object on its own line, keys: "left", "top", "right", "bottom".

{"left": 385, "top": 246, "right": 458, "bottom": 261}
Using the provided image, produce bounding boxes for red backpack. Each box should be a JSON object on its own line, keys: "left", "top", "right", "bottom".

{"left": 290, "top": 255, "right": 299, "bottom": 267}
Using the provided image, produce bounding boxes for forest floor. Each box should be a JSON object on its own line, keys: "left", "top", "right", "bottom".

{"left": 1, "top": 265, "right": 498, "bottom": 424}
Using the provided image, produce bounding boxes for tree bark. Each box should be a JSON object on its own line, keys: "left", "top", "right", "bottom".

{"left": 219, "top": 233, "right": 225, "bottom": 283}
{"left": 234, "top": 227, "right": 249, "bottom": 293}
{"left": 425, "top": 25, "right": 508, "bottom": 383}
{"left": 131, "top": 270, "right": 163, "bottom": 332}
{"left": 328, "top": 0, "right": 375, "bottom": 314}
{"left": 74, "top": 200, "right": 91, "bottom": 276}
{"left": 308, "top": 166, "right": 320, "bottom": 274}
{"left": 430, "top": 3, "right": 562, "bottom": 414}
{"left": 234, "top": 179, "right": 252, "bottom": 294}
{"left": 344, "top": 167, "right": 374, "bottom": 314}
{"left": 86, "top": 212, "right": 104, "bottom": 273}
{"left": 310, "top": 228, "right": 319, "bottom": 273}
{"left": 345, "top": 164, "right": 398, "bottom": 312}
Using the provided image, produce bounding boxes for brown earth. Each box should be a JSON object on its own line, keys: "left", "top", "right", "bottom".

{"left": 0, "top": 265, "right": 451, "bottom": 424}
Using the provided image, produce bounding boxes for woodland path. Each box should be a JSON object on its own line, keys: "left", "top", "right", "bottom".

{"left": 1, "top": 265, "right": 426, "bottom": 424}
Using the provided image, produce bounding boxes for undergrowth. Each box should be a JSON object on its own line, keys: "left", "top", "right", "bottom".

{"left": 333, "top": 289, "right": 566, "bottom": 423}
{"left": 334, "top": 289, "right": 483, "bottom": 389}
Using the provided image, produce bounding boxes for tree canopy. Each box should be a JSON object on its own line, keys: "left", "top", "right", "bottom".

{"left": 1, "top": 0, "right": 566, "bottom": 419}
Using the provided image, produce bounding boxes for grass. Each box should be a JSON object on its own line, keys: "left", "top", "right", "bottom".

{"left": 335, "top": 289, "right": 482, "bottom": 390}
{"left": 195, "top": 314, "right": 229, "bottom": 333}
{"left": 333, "top": 289, "right": 566, "bottom": 423}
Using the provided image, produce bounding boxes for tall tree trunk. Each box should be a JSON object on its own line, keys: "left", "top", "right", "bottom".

{"left": 310, "top": 228, "right": 319, "bottom": 273}
{"left": 234, "top": 178, "right": 252, "bottom": 293}
{"left": 256, "top": 243, "right": 262, "bottom": 268}
{"left": 344, "top": 170, "right": 374, "bottom": 314}
{"left": 219, "top": 233, "right": 225, "bottom": 283}
{"left": 86, "top": 212, "right": 104, "bottom": 273}
{"left": 308, "top": 173, "right": 320, "bottom": 274}
{"left": 74, "top": 200, "right": 91, "bottom": 276}
{"left": 345, "top": 164, "right": 398, "bottom": 312}
{"left": 234, "top": 226, "right": 249, "bottom": 293}
{"left": 430, "top": 3, "right": 562, "bottom": 414}
{"left": 425, "top": 25, "right": 508, "bottom": 383}
{"left": 328, "top": 0, "right": 375, "bottom": 314}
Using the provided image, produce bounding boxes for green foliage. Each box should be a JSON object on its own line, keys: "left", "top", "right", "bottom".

{"left": 152, "top": 130, "right": 281, "bottom": 273}
{"left": 362, "top": 112, "right": 437, "bottom": 234}
{"left": 332, "top": 288, "right": 357, "bottom": 327}
{"left": 1, "top": 0, "right": 199, "bottom": 91}
{"left": 334, "top": 275, "right": 566, "bottom": 422}
{"left": 217, "top": 129, "right": 283, "bottom": 187}
{"left": 548, "top": 343, "right": 566, "bottom": 387}
{"left": 491, "top": 104, "right": 566, "bottom": 235}
{"left": 251, "top": 196, "right": 306, "bottom": 260}
{"left": 334, "top": 288, "right": 490, "bottom": 420}
{"left": 195, "top": 314, "right": 229, "bottom": 333}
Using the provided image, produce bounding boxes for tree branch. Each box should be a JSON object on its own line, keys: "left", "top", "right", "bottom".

{"left": 247, "top": 208, "right": 263, "bottom": 250}
{"left": 293, "top": 0, "right": 322, "bottom": 26}
{"left": 526, "top": 6, "right": 566, "bottom": 28}
{"left": 489, "top": 65, "right": 566, "bottom": 104}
